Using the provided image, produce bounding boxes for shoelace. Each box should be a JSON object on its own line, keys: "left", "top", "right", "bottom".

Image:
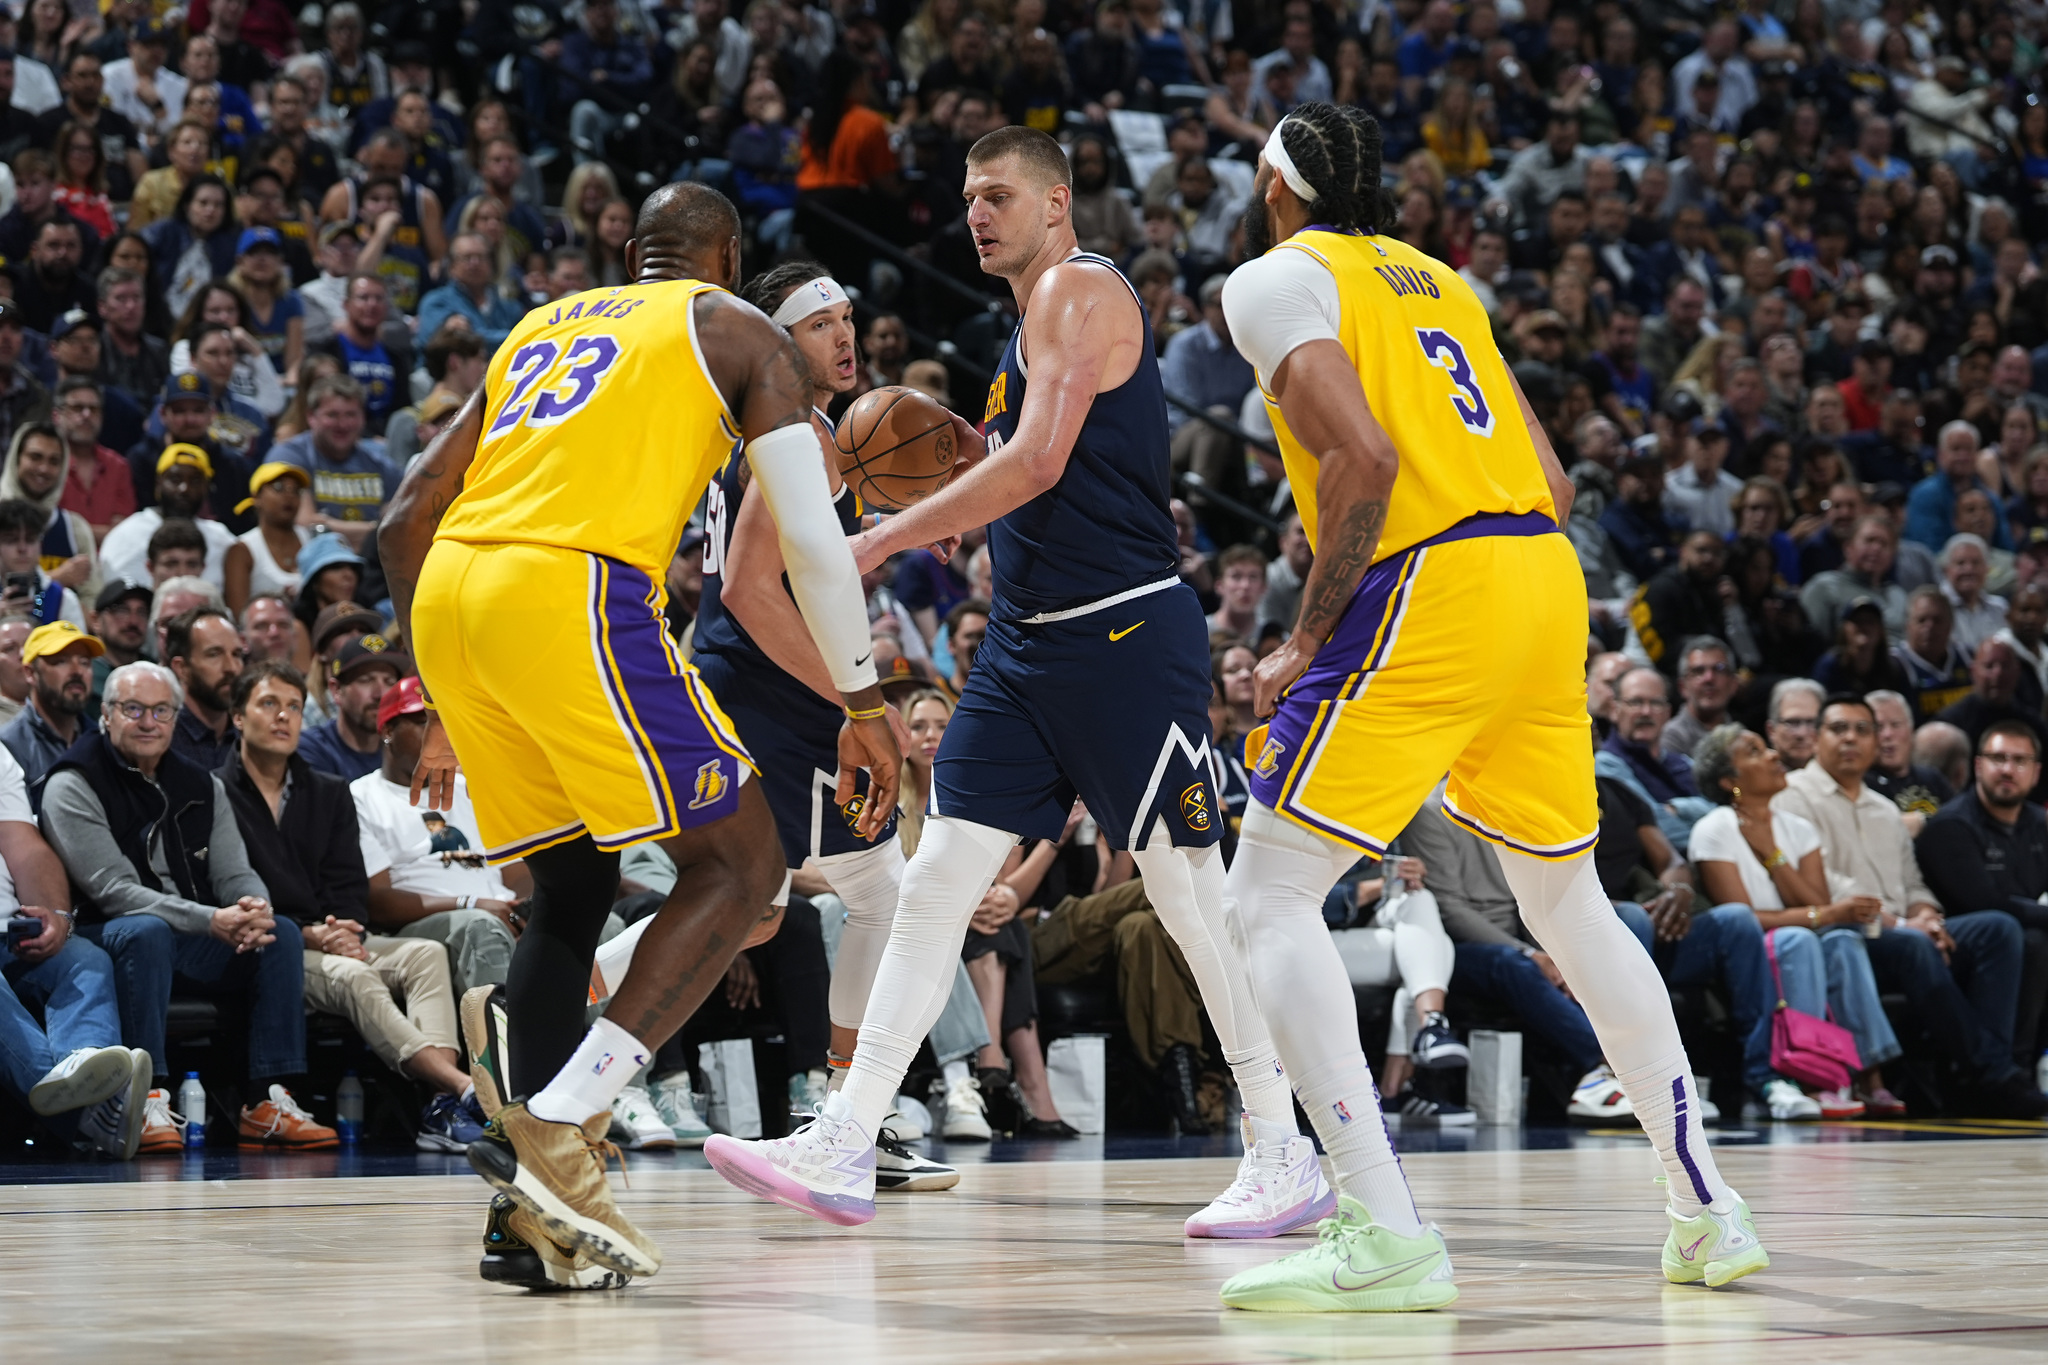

{"left": 948, "top": 1078, "right": 987, "bottom": 1113}
{"left": 143, "top": 1091, "right": 187, "bottom": 1133}
{"left": 582, "top": 1128, "right": 631, "bottom": 1189}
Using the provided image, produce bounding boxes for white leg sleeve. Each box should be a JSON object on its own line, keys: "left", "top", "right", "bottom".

{"left": 1228, "top": 802, "right": 1422, "bottom": 1235}
{"left": 817, "top": 840, "right": 907, "bottom": 1031}
{"left": 1493, "top": 848, "right": 1731, "bottom": 1216}
{"left": 840, "top": 816, "right": 1016, "bottom": 1135}
{"left": 1387, "top": 889, "right": 1454, "bottom": 999}
{"left": 1130, "top": 827, "right": 1294, "bottom": 1131}
{"left": 1331, "top": 927, "right": 1398, "bottom": 987}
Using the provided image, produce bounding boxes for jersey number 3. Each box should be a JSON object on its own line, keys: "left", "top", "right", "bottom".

{"left": 488, "top": 335, "right": 623, "bottom": 438}
{"left": 1413, "top": 329, "right": 1495, "bottom": 438}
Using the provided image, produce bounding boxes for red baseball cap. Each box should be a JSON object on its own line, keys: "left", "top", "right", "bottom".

{"left": 376, "top": 674, "right": 428, "bottom": 730}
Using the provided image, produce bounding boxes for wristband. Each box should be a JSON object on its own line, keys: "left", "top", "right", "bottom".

{"left": 844, "top": 703, "right": 887, "bottom": 720}
{"left": 459, "top": 895, "right": 475, "bottom": 911}
{"left": 1806, "top": 906, "right": 1818, "bottom": 925}
{"left": 1764, "top": 848, "right": 1788, "bottom": 869}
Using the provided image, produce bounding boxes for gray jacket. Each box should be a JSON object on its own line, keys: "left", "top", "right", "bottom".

{"left": 1398, "top": 796, "right": 1531, "bottom": 951}
{"left": 42, "top": 768, "right": 267, "bottom": 933}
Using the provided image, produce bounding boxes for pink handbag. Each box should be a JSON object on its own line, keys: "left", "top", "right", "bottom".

{"left": 1766, "top": 929, "right": 1863, "bottom": 1092}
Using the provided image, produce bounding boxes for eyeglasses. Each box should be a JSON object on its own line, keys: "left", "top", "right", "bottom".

{"left": 112, "top": 701, "right": 176, "bottom": 723}
{"left": 1772, "top": 716, "right": 1820, "bottom": 731}
{"left": 1980, "top": 752, "right": 2040, "bottom": 768}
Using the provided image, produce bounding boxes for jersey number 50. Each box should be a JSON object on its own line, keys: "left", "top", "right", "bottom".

{"left": 488, "top": 335, "right": 623, "bottom": 438}
{"left": 1413, "top": 329, "right": 1496, "bottom": 438}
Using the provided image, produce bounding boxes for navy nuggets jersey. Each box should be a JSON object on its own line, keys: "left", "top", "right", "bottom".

{"left": 980, "top": 253, "right": 1180, "bottom": 621}
{"left": 935, "top": 254, "right": 1219, "bottom": 852}
{"left": 692, "top": 414, "right": 898, "bottom": 867}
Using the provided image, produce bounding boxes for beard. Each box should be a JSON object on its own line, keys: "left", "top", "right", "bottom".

{"left": 1241, "top": 198, "right": 1274, "bottom": 259}
{"left": 189, "top": 673, "right": 233, "bottom": 714}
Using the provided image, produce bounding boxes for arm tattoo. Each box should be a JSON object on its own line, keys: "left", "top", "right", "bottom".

{"left": 1295, "top": 497, "right": 1386, "bottom": 644}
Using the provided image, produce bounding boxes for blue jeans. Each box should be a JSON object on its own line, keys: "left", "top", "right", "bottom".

{"left": 78, "top": 914, "right": 306, "bottom": 1081}
{"left": 1, "top": 932, "right": 123, "bottom": 1131}
{"left": 1449, "top": 941, "right": 1604, "bottom": 1074}
{"left": 1865, "top": 914, "right": 2024, "bottom": 1084}
{"left": 1617, "top": 901, "right": 1777, "bottom": 1094}
{"left": 1815, "top": 927, "right": 1903, "bottom": 1070}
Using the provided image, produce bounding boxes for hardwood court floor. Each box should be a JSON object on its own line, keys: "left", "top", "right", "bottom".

{"left": 4, "top": 1136, "right": 2045, "bottom": 1363}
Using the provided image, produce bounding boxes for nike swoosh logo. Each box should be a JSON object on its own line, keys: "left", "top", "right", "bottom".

{"left": 1679, "top": 1234, "right": 1709, "bottom": 1261}
{"left": 854, "top": 652, "right": 872, "bottom": 667}
{"left": 1331, "top": 1251, "right": 1440, "bottom": 1292}
{"left": 1109, "top": 622, "right": 1144, "bottom": 641}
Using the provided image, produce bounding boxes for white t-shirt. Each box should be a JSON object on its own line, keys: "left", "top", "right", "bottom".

{"left": 1687, "top": 804, "right": 1822, "bottom": 911}
{"left": 95, "top": 508, "right": 236, "bottom": 589}
{"left": 1220, "top": 246, "right": 1343, "bottom": 386}
{"left": 0, "top": 744, "right": 31, "bottom": 917}
{"left": 351, "top": 770, "right": 513, "bottom": 901}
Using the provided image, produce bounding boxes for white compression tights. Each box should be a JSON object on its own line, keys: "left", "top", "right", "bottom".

{"left": 841, "top": 816, "right": 1017, "bottom": 1134}
{"left": 1493, "top": 847, "right": 1730, "bottom": 1216}
{"left": 1228, "top": 802, "right": 1422, "bottom": 1235}
{"left": 1128, "top": 825, "right": 1295, "bottom": 1132}
{"left": 818, "top": 840, "right": 908, "bottom": 1031}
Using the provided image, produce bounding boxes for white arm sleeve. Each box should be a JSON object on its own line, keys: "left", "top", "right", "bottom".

{"left": 1220, "top": 248, "right": 1344, "bottom": 386}
{"left": 745, "top": 422, "right": 880, "bottom": 694}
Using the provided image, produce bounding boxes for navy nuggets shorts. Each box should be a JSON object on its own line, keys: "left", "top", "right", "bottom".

{"left": 693, "top": 651, "right": 898, "bottom": 869}
{"left": 932, "top": 581, "right": 1223, "bottom": 850}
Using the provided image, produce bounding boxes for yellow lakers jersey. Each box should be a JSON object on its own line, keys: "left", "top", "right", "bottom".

{"left": 1258, "top": 231, "right": 1554, "bottom": 561}
{"left": 436, "top": 279, "right": 738, "bottom": 576}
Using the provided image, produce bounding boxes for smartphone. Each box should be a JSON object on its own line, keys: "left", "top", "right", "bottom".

{"left": 3, "top": 572, "right": 35, "bottom": 599}
{"left": 5, "top": 914, "right": 39, "bottom": 952}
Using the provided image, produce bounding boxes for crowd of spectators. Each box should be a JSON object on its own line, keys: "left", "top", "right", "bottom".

{"left": 16, "top": 0, "right": 2048, "bottom": 1159}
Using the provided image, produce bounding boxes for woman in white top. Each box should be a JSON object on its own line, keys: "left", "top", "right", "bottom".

{"left": 1690, "top": 724, "right": 1906, "bottom": 1117}
{"left": 169, "top": 282, "right": 290, "bottom": 418}
{"left": 223, "top": 462, "right": 314, "bottom": 613}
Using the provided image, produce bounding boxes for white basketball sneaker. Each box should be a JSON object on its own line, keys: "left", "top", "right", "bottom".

{"left": 939, "top": 1072, "right": 992, "bottom": 1140}
{"left": 1185, "top": 1115, "right": 1337, "bottom": 1239}
{"left": 704, "top": 1092, "right": 877, "bottom": 1226}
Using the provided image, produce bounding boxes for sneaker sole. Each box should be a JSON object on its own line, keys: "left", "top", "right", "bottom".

{"left": 466, "top": 1136, "right": 663, "bottom": 1277}
{"left": 460, "top": 986, "right": 507, "bottom": 1120}
{"left": 1220, "top": 1279, "right": 1460, "bottom": 1313}
{"left": 106, "top": 1052, "right": 152, "bottom": 1161}
{"left": 615, "top": 1134, "right": 678, "bottom": 1151}
{"left": 876, "top": 1166, "right": 961, "bottom": 1192}
{"left": 1412, "top": 1050, "right": 1471, "bottom": 1071}
{"left": 417, "top": 1131, "right": 471, "bottom": 1154}
{"left": 238, "top": 1134, "right": 340, "bottom": 1150}
{"left": 1187, "top": 1185, "right": 1338, "bottom": 1239}
{"left": 28, "top": 1048, "right": 136, "bottom": 1116}
{"left": 941, "top": 1120, "right": 993, "bottom": 1140}
{"left": 702, "top": 1134, "right": 875, "bottom": 1226}
{"left": 1665, "top": 1244, "right": 1771, "bottom": 1287}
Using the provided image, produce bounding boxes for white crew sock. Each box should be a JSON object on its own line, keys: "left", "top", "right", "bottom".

{"left": 1228, "top": 805, "right": 1421, "bottom": 1235}
{"left": 819, "top": 840, "right": 907, "bottom": 1030}
{"left": 528, "top": 1016, "right": 649, "bottom": 1124}
{"left": 1493, "top": 847, "right": 1731, "bottom": 1217}
{"left": 942, "top": 1058, "right": 972, "bottom": 1085}
{"left": 841, "top": 816, "right": 1017, "bottom": 1135}
{"left": 1131, "top": 830, "right": 1297, "bottom": 1134}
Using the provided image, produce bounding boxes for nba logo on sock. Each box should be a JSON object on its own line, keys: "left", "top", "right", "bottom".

{"left": 593, "top": 1051, "right": 614, "bottom": 1076}
{"left": 1333, "top": 1100, "right": 1352, "bottom": 1124}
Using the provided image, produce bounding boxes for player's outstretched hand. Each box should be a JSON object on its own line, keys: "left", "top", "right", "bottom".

{"left": 410, "top": 713, "right": 461, "bottom": 811}
{"left": 1252, "top": 638, "right": 1314, "bottom": 719}
{"left": 837, "top": 713, "right": 902, "bottom": 839}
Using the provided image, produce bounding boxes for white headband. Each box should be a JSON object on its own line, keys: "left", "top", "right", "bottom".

{"left": 1263, "top": 118, "right": 1320, "bottom": 205}
{"left": 771, "top": 276, "right": 850, "bottom": 329}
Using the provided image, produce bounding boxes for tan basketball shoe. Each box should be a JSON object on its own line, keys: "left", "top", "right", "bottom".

{"left": 460, "top": 985, "right": 511, "bottom": 1119}
{"left": 479, "top": 1193, "right": 632, "bottom": 1291}
{"left": 467, "top": 1101, "right": 662, "bottom": 1277}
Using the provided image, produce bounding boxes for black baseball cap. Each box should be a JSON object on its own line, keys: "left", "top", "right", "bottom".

{"left": 94, "top": 578, "right": 151, "bottom": 612}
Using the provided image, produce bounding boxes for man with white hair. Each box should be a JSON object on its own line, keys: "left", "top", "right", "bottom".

{"left": 1905, "top": 420, "right": 2008, "bottom": 552}
{"left": 1864, "top": 688, "right": 1953, "bottom": 835}
{"left": 1766, "top": 677, "right": 1825, "bottom": 771}
{"left": 145, "top": 574, "right": 222, "bottom": 662}
{"left": 47, "top": 661, "right": 335, "bottom": 1151}
{"left": 1940, "top": 532, "right": 2008, "bottom": 654}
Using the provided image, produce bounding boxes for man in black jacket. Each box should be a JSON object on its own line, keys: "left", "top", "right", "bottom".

{"left": 217, "top": 659, "right": 482, "bottom": 1150}
{"left": 1916, "top": 719, "right": 2048, "bottom": 1073}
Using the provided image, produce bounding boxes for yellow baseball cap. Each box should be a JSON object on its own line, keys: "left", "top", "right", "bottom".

{"left": 21, "top": 620, "right": 105, "bottom": 665}
{"left": 235, "top": 461, "right": 312, "bottom": 513}
{"left": 156, "top": 443, "right": 215, "bottom": 478}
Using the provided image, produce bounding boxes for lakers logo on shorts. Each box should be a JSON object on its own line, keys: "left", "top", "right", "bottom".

{"left": 1248, "top": 725, "right": 1286, "bottom": 780}
{"left": 688, "top": 759, "right": 728, "bottom": 810}
{"left": 841, "top": 793, "right": 867, "bottom": 828}
{"left": 1180, "top": 782, "right": 1213, "bottom": 832}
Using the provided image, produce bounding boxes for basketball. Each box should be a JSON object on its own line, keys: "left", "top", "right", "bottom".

{"left": 833, "top": 386, "right": 959, "bottom": 512}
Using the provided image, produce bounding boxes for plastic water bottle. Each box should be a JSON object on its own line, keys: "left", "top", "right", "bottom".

{"left": 336, "top": 1070, "right": 365, "bottom": 1144}
{"left": 178, "top": 1072, "right": 206, "bottom": 1149}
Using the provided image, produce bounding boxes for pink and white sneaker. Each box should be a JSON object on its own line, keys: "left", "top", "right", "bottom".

{"left": 704, "top": 1093, "right": 876, "bottom": 1226}
{"left": 1184, "top": 1115, "right": 1336, "bottom": 1239}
